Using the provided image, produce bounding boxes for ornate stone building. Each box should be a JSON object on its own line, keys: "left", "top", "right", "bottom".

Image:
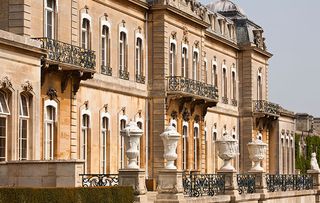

{"left": 0, "top": 0, "right": 295, "bottom": 188}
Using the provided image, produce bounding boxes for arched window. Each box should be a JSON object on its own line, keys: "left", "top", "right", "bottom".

{"left": 44, "top": 0, "right": 55, "bottom": 39}
{"left": 120, "top": 118, "right": 126, "bottom": 169}
{"left": 81, "top": 114, "right": 90, "bottom": 172}
{"left": 257, "top": 71, "right": 262, "bottom": 100}
{"left": 192, "top": 51, "right": 199, "bottom": 80}
{"left": 82, "top": 18, "right": 90, "bottom": 49}
{"left": 0, "top": 91, "right": 10, "bottom": 161}
{"left": 136, "top": 38, "right": 143, "bottom": 78}
{"left": 169, "top": 42, "right": 176, "bottom": 76}
{"left": 101, "top": 25, "right": 110, "bottom": 71}
{"left": 182, "top": 122, "right": 188, "bottom": 170}
{"left": 44, "top": 100, "right": 57, "bottom": 160}
{"left": 101, "top": 116, "right": 109, "bottom": 174}
{"left": 222, "top": 67, "right": 227, "bottom": 99}
{"left": 193, "top": 123, "right": 199, "bottom": 170}
{"left": 232, "top": 70, "right": 236, "bottom": 101}
{"left": 181, "top": 47, "right": 188, "bottom": 78}
{"left": 212, "top": 63, "right": 217, "bottom": 87}
{"left": 19, "top": 94, "right": 30, "bottom": 160}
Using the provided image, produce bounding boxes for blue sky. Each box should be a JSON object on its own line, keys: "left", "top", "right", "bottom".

{"left": 200, "top": 0, "right": 320, "bottom": 117}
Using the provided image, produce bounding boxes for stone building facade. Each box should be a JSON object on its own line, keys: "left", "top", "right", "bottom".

{"left": 0, "top": 0, "right": 296, "bottom": 188}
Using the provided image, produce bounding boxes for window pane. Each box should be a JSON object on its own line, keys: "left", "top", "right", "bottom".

{"left": 47, "top": 0, "right": 54, "bottom": 8}
{"left": 0, "top": 118, "right": 5, "bottom": 161}
{"left": 20, "top": 95, "right": 28, "bottom": 116}
{"left": 0, "top": 92, "right": 8, "bottom": 114}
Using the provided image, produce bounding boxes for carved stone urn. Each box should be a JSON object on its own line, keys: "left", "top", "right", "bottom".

{"left": 120, "top": 121, "right": 143, "bottom": 169}
{"left": 216, "top": 132, "right": 239, "bottom": 172}
{"left": 160, "top": 126, "right": 181, "bottom": 170}
{"left": 247, "top": 132, "right": 268, "bottom": 172}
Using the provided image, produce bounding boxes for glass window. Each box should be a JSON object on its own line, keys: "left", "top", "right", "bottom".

{"left": 0, "top": 118, "right": 6, "bottom": 161}
{"left": 169, "top": 43, "right": 176, "bottom": 76}
{"left": 120, "top": 119, "right": 126, "bottom": 169}
{"left": 232, "top": 71, "right": 236, "bottom": 100}
{"left": 193, "top": 52, "right": 198, "bottom": 80}
{"left": 119, "top": 32, "right": 127, "bottom": 71}
{"left": 101, "top": 25, "right": 110, "bottom": 68}
{"left": 258, "top": 75, "right": 262, "bottom": 100}
{"left": 223, "top": 68, "right": 227, "bottom": 98}
{"left": 44, "top": 105, "right": 55, "bottom": 160}
{"left": 0, "top": 92, "right": 9, "bottom": 114}
{"left": 136, "top": 38, "right": 143, "bottom": 76}
{"left": 82, "top": 114, "right": 90, "bottom": 172}
{"left": 182, "top": 125, "right": 188, "bottom": 170}
{"left": 101, "top": 116, "right": 109, "bottom": 174}
{"left": 19, "top": 95, "right": 29, "bottom": 160}
{"left": 212, "top": 64, "right": 217, "bottom": 87}
{"left": 193, "top": 126, "right": 199, "bottom": 170}
{"left": 182, "top": 47, "right": 188, "bottom": 78}
{"left": 82, "top": 19, "right": 90, "bottom": 49}
{"left": 45, "top": 0, "right": 55, "bottom": 39}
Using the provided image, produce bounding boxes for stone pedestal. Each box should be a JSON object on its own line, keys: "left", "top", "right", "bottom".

{"left": 155, "top": 170, "right": 185, "bottom": 203}
{"left": 307, "top": 170, "right": 320, "bottom": 190}
{"left": 119, "top": 169, "right": 147, "bottom": 203}
{"left": 217, "top": 170, "right": 238, "bottom": 196}
{"left": 248, "top": 171, "right": 267, "bottom": 193}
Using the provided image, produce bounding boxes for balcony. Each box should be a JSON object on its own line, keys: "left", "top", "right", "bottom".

{"left": 136, "top": 74, "right": 146, "bottom": 84}
{"left": 101, "top": 65, "right": 112, "bottom": 76}
{"left": 35, "top": 37, "right": 96, "bottom": 71}
{"left": 119, "top": 69, "right": 129, "bottom": 80}
{"left": 253, "top": 100, "right": 280, "bottom": 117}
{"left": 167, "top": 76, "right": 218, "bottom": 102}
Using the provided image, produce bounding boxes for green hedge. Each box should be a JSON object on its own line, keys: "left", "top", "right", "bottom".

{"left": 295, "top": 134, "right": 320, "bottom": 174}
{"left": 0, "top": 186, "right": 134, "bottom": 203}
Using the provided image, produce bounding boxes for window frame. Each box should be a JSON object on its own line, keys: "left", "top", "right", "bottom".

{"left": 44, "top": 100, "right": 57, "bottom": 160}
{"left": 100, "top": 112, "right": 110, "bottom": 174}
{"left": 101, "top": 22, "right": 111, "bottom": 69}
{"left": 192, "top": 48, "right": 199, "bottom": 81}
{"left": 135, "top": 33, "right": 143, "bottom": 77}
{"left": 18, "top": 94, "right": 30, "bottom": 160}
{"left": 181, "top": 44, "right": 188, "bottom": 78}
{"left": 44, "top": 0, "right": 55, "bottom": 39}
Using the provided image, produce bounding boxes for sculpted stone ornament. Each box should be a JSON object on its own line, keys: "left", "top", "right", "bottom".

{"left": 253, "top": 29, "right": 265, "bottom": 50}
{"left": 247, "top": 132, "right": 268, "bottom": 172}
{"left": 310, "top": 152, "right": 320, "bottom": 172}
{"left": 120, "top": 121, "right": 143, "bottom": 169}
{"left": 160, "top": 126, "right": 181, "bottom": 170}
{"left": 0, "top": 76, "right": 13, "bottom": 89}
{"left": 21, "top": 81, "right": 33, "bottom": 92}
{"left": 216, "top": 131, "right": 239, "bottom": 172}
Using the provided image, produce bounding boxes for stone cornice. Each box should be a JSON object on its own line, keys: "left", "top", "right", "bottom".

{"left": 239, "top": 43, "right": 273, "bottom": 58}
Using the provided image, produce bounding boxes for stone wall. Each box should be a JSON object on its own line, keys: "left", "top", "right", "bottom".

{"left": 0, "top": 160, "right": 84, "bottom": 187}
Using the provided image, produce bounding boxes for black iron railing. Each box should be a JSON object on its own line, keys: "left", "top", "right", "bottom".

{"left": 183, "top": 172, "right": 225, "bottom": 197}
{"left": 119, "top": 69, "right": 129, "bottom": 80}
{"left": 34, "top": 37, "right": 96, "bottom": 70}
{"left": 222, "top": 97, "right": 229, "bottom": 104}
{"left": 80, "top": 174, "right": 119, "bottom": 187}
{"left": 237, "top": 174, "right": 256, "bottom": 194}
{"left": 231, "top": 99, "right": 238, "bottom": 107}
{"left": 101, "top": 65, "right": 112, "bottom": 76}
{"left": 136, "top": 74, "right": 146, "bottom": 84}
{"left": 167, "top": 76, "right": 218, "bottom": 100}
{"left": 266, "top": 174, "right": 313, "bottom": 192}
{"left": 253, "top": 100, "right": 280, "bottom": 116}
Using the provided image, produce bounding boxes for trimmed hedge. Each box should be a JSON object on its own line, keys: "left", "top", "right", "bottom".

{"left": 0, "top": 186, "right": 134, "bottom": 203}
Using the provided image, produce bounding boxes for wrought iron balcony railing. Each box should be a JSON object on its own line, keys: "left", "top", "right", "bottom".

{"left": 101, "top": 65, "right": 112, "bottom": 76}
{"left": 119, "top": 69, "right": 129, "bottom": 80}
{"left": 266, "top": 174, "right": 313, "bottom": 192}
{"left": 237, "top": 174, "right": 256, "bottom": 194}
{"left": 253, "top": 100, "right": 280, "bottom": 116}
{"left": 183, "top": 172, "right": 225, "bottom": 197}
{"left": 167, "top": 76, "right": 218, "bottom": 101}
{"left": 136, "top": 74, "right": 146, "bottom": 84}
{"left": 80, "top": 174, "right": 119, "bottom": 187}
{"left": 34, "top": 37, "right": 96, "bottom": 70}
{"left": 222, "top": 97, "right": 229, "bottom": 104}
{"left": 231, "top": 99, "right": 238, "bottom": 107}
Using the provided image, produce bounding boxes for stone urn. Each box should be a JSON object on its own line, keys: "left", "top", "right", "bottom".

{"left": 120, "top": 121, "right": 143, "bottom": 169}
{"left": 160, "top": 126, "right": 181, "bottom": 170}
{"left": 247, "top": 133, "right": 268, "bottom": 172}
{"left": 216, "top": 132, "right": 239, "bottom": 172}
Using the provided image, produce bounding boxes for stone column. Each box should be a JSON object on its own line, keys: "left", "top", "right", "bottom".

{"left": 307, "top": 170, "right": 320, "bottom": 190}
{"left": 118, "top": 121, "right": 147, "bottom": 203}
{"left": 155, "top": 126, "right": 185, "bottom": 203}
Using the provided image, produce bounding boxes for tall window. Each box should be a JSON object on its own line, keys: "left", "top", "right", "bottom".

{"left": 193, "top": 125, "right": 199, "bottom": 170}
{"left": 120, "top": 119, "right": 126, "bottom": 169}
{"left": 193, "top": 51, "right": 198, "bottom": 80}
{"left": 232, "top": 71, "right": 236, "bottom": 100}
{"left": 45, "top": 0, "right": 55, "bottom": 39}
{"left": 136, "top": 38, "right": 143, "bottom": 76}
{"left": 169, "top": 43, "right": 176, "bottom": 76}
{"left": 181, "top": 47, "right": 188, "bottom": 78}
{"left": 137, "top": 121, "right": 143, "bottom": 166}
{"left": 182, "top": 124, "right": 188, "bottom": 170}
{"left": 0, "top": 91, "right": 9, "bottom": 162}
{"left": 81, "top": 114, "right": 90, "bottom": 172}
{"left": 222, "top": 68, "right": 227, "bottom": 98}
{"left": 19, "top": 95, "right": 29, "bottom": 160}
{"left": 212, "top": 64, "right": 217, "bottom": 87}
{"left": 44, "top": 102, "right": 56, "bottom": 160}
{"left": 204, "top": 60, "right": 208, "bottom": 83}
{"left": 82, "top": 19, "right": 90, "bottom": 49}
{"left": 257, "top": 74, "right": 262, "bottom": 100}
{"left": 101, "top": 25, "right": 110, "bottom": 68}
{"left": 101, "top": 116, "right": 109, "bottom": 174}
{"left": 119, "top": 32, "right": 127, "bottom": 72}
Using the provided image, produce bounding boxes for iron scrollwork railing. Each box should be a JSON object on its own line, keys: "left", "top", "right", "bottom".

{"left": 266, "top": 174, "right": 313, "bottom": 192}
{"left": 101, "top": 65, "right": 112, "bottom": 76}
{"left": 237, "top": 174, "right": 256, "bottom": 194}
{"left": 167, "top": 76, "right": 219, "bottom": 100}
{"left": 136, "top": 74, "right": 146, "bottom": 84}
{"left": 119, "top": 69, "right": 129, "bottom": 80}
{"left": 34, "top": 37, "right": 96, "bottom": 70}
{"left": 183, "top": 172, "right": 225, "bottom": 197}
{"left": 253, "top": 100, "right": 280, "bottom": 116}
{"left": 80, "top": 174, "right": 119, "bottom": 187}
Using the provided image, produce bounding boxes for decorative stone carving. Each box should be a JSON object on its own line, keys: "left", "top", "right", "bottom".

{"left": 160, "top": 126, "right": 181, "bottom": 170}
{"left": 247, "top": 132, "right": 268, "bottom": 172}
{"left": 21, "top": 81, "right": 33, "bottom": 92}
{"left": 182, "top": 109, "right": 190, "bottom": 122}
{"left": 120, "top": 121, "right": 143, "bottom": 169}
{"left": 310, "top": 153, "right": 320, "bottom": 172}
{"left": 216, "top": 131, "right": 238, "bottom": 172}
{"left": 171, "top": 111, "right": 178, "bottom": 120}
{"left": 0, "top": 76, "right": 13, "bottom": 89}
{"left": 47, "top": 88, "right": 57, "bottom": 100}
{"left": 253, "top": 29, "right": 266, "bottom": 50}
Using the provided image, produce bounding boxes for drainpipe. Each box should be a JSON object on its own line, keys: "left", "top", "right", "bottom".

{"left": 145, "top": 11, "right": 149, "bottom": 179}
